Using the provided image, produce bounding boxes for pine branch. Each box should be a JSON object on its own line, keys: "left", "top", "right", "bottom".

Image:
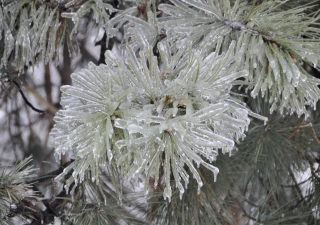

{"left": 158, "top": 0, "right": 320, "bottom": 117}
{"left": 0, "top": 0, "right": 116, "bottom": 72}
{"left": 0, "top": 156, "right": 38, "bottom": 224}
{"left": 3, "top": 0, "right": 320, "bottom": 224}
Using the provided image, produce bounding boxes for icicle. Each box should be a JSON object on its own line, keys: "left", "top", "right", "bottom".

{"left": 157, "top": 102, "right": 165, "bottom": 114}
{"left": 197, "top": 181, "right": 203, "bottom": 195}
{"left": 179, "top": 189, "right": 184, "bottom": 200}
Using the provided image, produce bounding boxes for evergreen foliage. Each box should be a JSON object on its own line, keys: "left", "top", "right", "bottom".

{"left": 0, "top": 156, "right": 37, "bottom": 224}
{"left": 159, "top": 0, "right": 320, "bottom": 117}
{"left": 1, "top": 0, "right": 320, "bottom": 224}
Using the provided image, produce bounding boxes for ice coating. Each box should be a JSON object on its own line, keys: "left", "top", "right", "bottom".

{"left": 50, "top": 38, "right": 267, "bottom": 200}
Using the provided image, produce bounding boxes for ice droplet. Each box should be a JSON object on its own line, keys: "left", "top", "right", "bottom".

{"left": 214, "top": 172, "right": 218, "bottom": 182}
{"left": 115, "top": 140, "right": 127, "bottom": 149}
{"left": 179, "top": 189, "right": 184, "bottom": 200}
{"left": 114, "top": 119, "right": 128, "bottom": 129}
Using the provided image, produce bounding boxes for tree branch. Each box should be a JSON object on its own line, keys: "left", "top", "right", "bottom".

{"left": 10, "top": 80, "right": 46, "bottom": 114}
{"left": 25, "top": 85, "right": 58, "bottom": 114}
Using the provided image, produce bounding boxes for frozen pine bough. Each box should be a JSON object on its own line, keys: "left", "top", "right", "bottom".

{"left": 2, "top": 0, "right": 320, "bottom": 223}
{"left": 158, "top": 0, "right": 320, "bottom": 117}
{"left": 49, "top": 0, "right": 320, "bottom": 202}
{"left": 50, "top": 38, "right": 267, "bottom": 201}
